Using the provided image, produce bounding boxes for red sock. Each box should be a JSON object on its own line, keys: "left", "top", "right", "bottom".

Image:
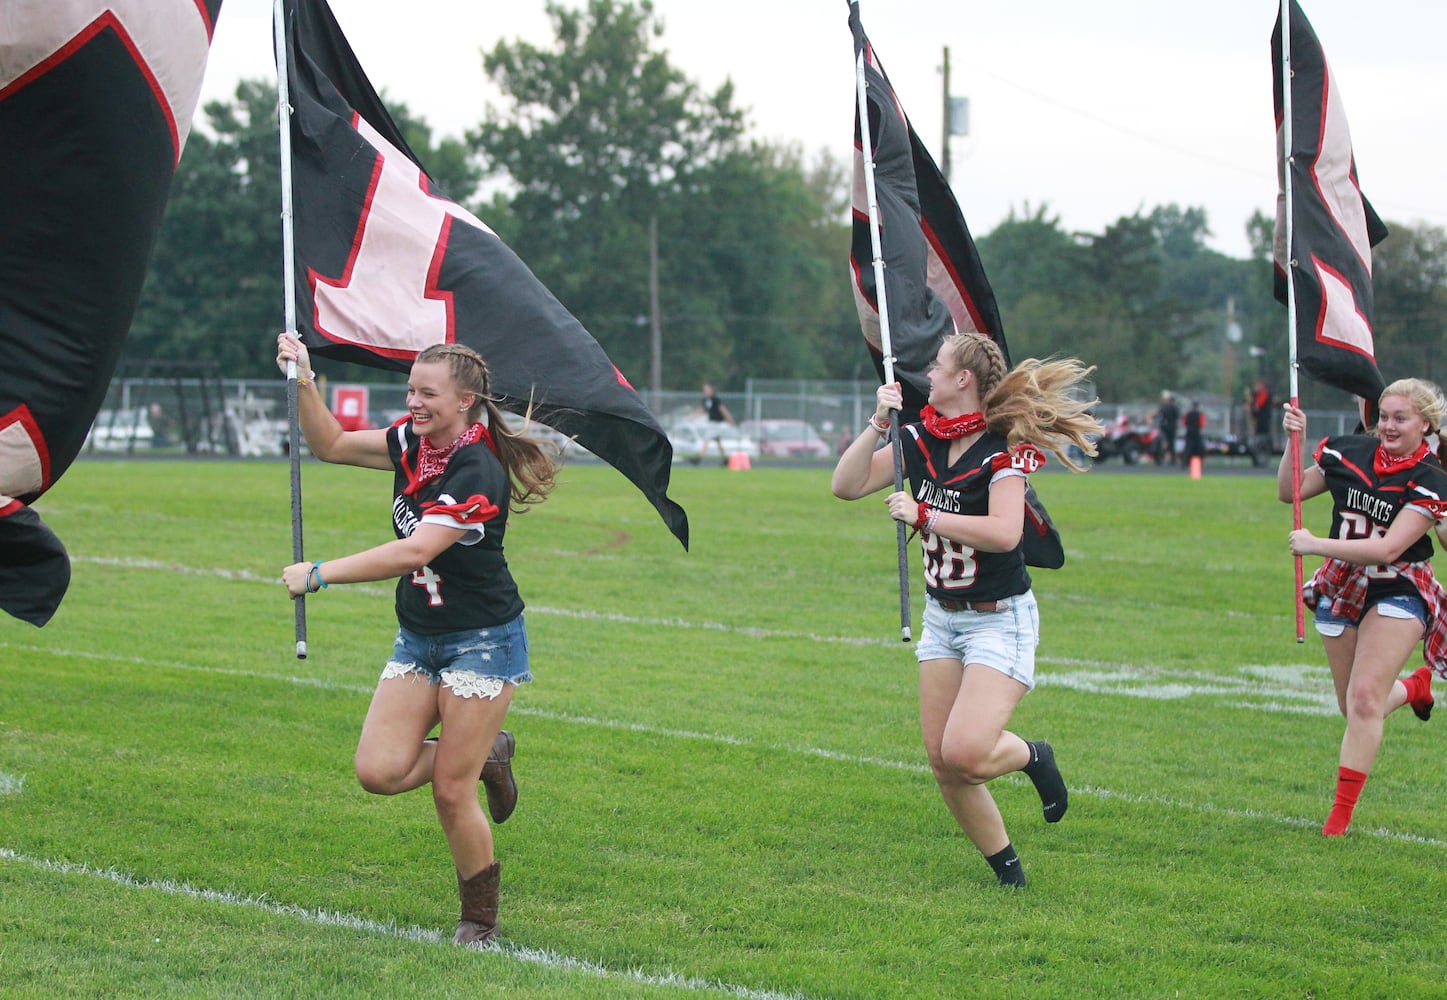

{"left": 1403, "top": 666, "right": 1434, "bottom": 720}
{"left": 1322, "top": 766, "right": 1367, "bottom": 836}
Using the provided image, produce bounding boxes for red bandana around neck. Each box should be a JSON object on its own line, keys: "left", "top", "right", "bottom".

{"left": 1375, "top": 440, "right": 1430, "bottom": 478}
{"left": 413, "top": 422, "right": 494, "bottom": 492}
{"left": 920, "top": 406, "right": 986, "bottom": 440}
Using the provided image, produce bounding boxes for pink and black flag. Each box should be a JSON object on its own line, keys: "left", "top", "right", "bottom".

{"left": 847, "top": 2, "right": 1061, "bottom": 569}
{"left": 280, "top": 0, "right": 687, "bottom": 548}
{"left": 1272, "top": 0, "right": 1388, "bottom": 410}
{"left": 0, "top": 0, "right": 222, "bottom": 625}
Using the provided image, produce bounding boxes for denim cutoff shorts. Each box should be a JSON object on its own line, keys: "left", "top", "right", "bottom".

{"left": 381, "top": 614, "right": 532, "bottom": 700}
{"left": 915, "top": 591, "right": 1040, "bottom": 690}
{"left": 1313, "top": 594, "right": 1428, "bottom": 638}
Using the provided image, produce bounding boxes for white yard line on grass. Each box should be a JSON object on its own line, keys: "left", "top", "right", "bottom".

{"left": 0, "top": 847, "right": 814, "bottom": 1000}
{"left": 3, "top": 638, "right": 1442, "bottom": 845}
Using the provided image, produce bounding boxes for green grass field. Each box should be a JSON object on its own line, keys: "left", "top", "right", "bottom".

{"left": 3, "top": 457, "right": 1446, "bottom": 998}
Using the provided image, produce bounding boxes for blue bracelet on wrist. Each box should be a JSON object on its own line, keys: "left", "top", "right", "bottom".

{"left": 309, "top": 561, "right": 328, "bottom": 591}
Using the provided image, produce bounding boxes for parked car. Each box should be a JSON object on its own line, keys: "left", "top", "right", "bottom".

{"left": 85, "top": 407, "right": 153, "bottom": 451}
{"left": 667, "top": 420, "right": 759, "bottom": 464}
{"left": 738, "top": 419, "right": 830, "bottom": 459}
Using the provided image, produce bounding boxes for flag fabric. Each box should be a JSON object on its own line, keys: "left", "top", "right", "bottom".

{"left": 847, "top": 2, "right": 1062, "bottom": 569}
{"left": 1272, "top": 0, "right": 1388, "bottom": 411}
{"left": 0, "top": 0, "right": 221, "bottom": 625}
{"left": 281, "top": 0, "right": 688, "bottom": 548}
{"left": 847, "top": 2, "right": 1006, "bottom": 421}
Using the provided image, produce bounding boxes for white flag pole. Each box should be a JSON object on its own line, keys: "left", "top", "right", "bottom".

{"left": 274, "top": 0, "right": 307, "bottom": 659}
{"left": 1280, "top": 0, "right": 1305, "bottom": 643}
{"left": 853, "top": 10, "right": 912, "bottom": 643}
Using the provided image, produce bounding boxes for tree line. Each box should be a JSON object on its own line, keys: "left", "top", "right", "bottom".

{"left": 131, "top": 0, "right": 1447, "bottom": 409}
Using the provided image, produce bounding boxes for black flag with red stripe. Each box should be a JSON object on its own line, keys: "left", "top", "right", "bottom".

{"left": 1272, "top": 0, "right": 1388, "bottom": 414}
{"left": 282, "top": 0, "right": 687, "bottom": 548}
{"left": 847, "top": 2, "right": 1005, "bottom": 420}
{"left": 0, "top": 0, "right": 222, "bottom": 625}
{"left": 847, "top": 2, "right": 1062, "bottom": 569}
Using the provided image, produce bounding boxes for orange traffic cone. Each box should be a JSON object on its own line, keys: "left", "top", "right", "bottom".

{"left": 1189, "top": 455, "right": 1202, "bottom": 480}
{"left": 727, "top": 451, "right": 751, "bottom": 470}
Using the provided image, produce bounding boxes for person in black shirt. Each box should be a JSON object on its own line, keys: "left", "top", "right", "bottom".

{"left": 694, "top": 382, "right": 737, "bottom": 464}
{"left": 1280, "top": 379, "right": 1447, "bottom": 836}
{"left": 832, "top": 332, "right": 1101, "bottom": 887}
{"left": 277, "top": 334, "right": 557, "bottom": 945}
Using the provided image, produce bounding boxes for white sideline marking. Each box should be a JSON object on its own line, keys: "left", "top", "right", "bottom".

{"left": 4, "top": 639, "right": 1444, "bottom": 845}
{"left": 0, "top": 772, "right": 23, "bottom": 796}
{"left": 0, "top": 848, "right": 812, "bottom": 1000}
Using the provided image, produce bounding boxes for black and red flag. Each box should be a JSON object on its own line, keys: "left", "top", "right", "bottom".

{"left": 0, "top": 0, "right": 222, "bottom": 626}
{"left": 847, "top": 2, "right": 1062, "bottom": 569}
{"left": 1272, "top": 0, "right": 1388, "bottom": 412}
{"left": 847, "top": 3, "right": 1005, "bottom": 422}
{"left": 280, "top": 0, "right": 688, "bottom": 548}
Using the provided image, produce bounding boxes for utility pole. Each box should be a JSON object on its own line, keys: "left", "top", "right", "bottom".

{"left": 940, "top": 46, "right": 951, "bottom": 183}
{"left": 648, "top": 215, "right": 662, "bottom": 404}
{"left": 1224, "top": 297, "right": 1243, "bottom": 433}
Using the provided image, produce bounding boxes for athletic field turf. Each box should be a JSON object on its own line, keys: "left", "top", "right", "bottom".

{"left": 2, "top": 458, "right": 1444, "bottom": 998}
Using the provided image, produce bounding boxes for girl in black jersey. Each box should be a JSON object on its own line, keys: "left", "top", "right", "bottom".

{"left": 1280, "top": 380, "right": 1447, "bottom": 836}
{"left": 832, "top": 332, "right": 1101, "bottom": 887}
{"left": 277, "top": 334, "right": 556, "bottom": 945}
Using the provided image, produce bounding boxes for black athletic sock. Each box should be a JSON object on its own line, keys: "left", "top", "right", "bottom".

{"left": 1022, "top": 740, "right": 1069, "bottom": 823}
{"left": 985, "top": 844, "right": 1026, "bottom": 887}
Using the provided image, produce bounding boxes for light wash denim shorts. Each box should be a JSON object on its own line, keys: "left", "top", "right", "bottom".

{"left": 381, "top": 615, "right": 532, "bottom": 701}
{"left": 1313, "top": 594, "right": 1428, "bottom": 638}
{"left": 915, "top": 591, "right": 1040, "bottom": 690}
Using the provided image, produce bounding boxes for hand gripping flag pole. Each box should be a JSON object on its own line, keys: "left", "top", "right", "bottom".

{"left": 853, "top": 3, "right": 912, "bottom": 643}
{"left": 1278, "top": 0, "right": 1305, "bottom": 643}
{"left": 274, "top": 0, "right": 308, "bottom": 658}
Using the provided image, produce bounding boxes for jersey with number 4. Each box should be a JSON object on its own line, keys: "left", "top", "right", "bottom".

{"left": 1315, "top": 434, "right": 1447, "bottom": 601}
{"left": 387, "top": 420, "right": 522, "bottom": 633}
{"left": 900, "top": 426, "right": 1035, "bottom": 602}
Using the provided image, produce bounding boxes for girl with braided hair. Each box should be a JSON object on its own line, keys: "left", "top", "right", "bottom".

{"left": 1281, "top": 378, "right": 1447, "bottom": 836}
{"left": 277, "top": 334, "right": 556, "bottom": 945}
{"left": 832, "top": 332, "right": 1101, "bottom": 887}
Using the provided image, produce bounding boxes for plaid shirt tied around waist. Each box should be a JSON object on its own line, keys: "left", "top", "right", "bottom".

{"left": 1303, "top": 558, "right": 1447, "bottom": 679}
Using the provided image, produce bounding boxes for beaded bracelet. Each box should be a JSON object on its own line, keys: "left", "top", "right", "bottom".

{"left": 925, "top": 508, "right": 941, "bottom": 534}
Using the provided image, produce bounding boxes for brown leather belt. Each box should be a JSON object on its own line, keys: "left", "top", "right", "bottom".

{"left": 934, "top": 597, "right": 999, "bottom": 612}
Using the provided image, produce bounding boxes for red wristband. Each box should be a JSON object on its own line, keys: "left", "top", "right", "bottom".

{"left": 915, "top": 501, "right": 930, "bottom": 532}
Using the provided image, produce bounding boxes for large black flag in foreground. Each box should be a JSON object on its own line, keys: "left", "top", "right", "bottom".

{"left": 0, "top": 0, "right": 222, "bottom": 625}
{"left": 281, "top": 0, "right": 688, "bottom": 548}
{"left": 847, "top": 2, "right": 1062, "bottom": 569}
{"left": 1272, "top": 0, "right": 1388, "bottom": 411}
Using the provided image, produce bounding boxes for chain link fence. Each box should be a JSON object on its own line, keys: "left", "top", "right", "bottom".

{"left": 87, "top": 374, "right": 1364, "bottom": 463}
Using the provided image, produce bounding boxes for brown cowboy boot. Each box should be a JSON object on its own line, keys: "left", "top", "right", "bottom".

{"left": 423, "top": 730, "right": 517, "bottom": 824}
{"left": 480, "top": 730, "right": 517, "bottom": 824}
{"left": 454, "top": 860, "right": 500, "bottom": 946}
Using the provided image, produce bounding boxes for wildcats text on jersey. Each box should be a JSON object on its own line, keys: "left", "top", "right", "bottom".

{"left": 393, "top": 495, "right": 422, "bottom": 538}
{"left": 916, "top": 480, "right": 963, "bottom": 513}
{"left": 1343, "top": 485, "right": 1396, "bottom": 525}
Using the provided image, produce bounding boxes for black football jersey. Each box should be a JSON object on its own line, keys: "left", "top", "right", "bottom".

{"left": 1315, "top": 434, "right": 1447, "bottom": 599}
{"left": 900, "top": 426, "right": 1033, "bottom": 602}
{"left": 386, "top": 421, "right": 523, "bottom": 632}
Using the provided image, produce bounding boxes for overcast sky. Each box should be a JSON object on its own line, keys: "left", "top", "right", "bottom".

{"left": 200, "top": 0, "right": 1447, "bottom": 260}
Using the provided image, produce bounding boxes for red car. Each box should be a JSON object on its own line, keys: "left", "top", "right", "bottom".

{"left": 739, "top": 419, "right": 831, "bottom": 459}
